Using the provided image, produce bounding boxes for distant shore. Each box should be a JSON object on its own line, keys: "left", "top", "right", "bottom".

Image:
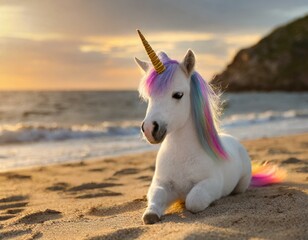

{"left": 0, "top": 134, "right": 307, "bottom": 239}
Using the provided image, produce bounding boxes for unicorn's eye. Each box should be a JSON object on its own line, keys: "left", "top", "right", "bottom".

{"left": 172, "top": 92, "right": 184, "bottom": 100}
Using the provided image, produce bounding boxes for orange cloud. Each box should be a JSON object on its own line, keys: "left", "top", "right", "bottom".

{"left": 0, "top": 2, "right": 278, "bottom": 90}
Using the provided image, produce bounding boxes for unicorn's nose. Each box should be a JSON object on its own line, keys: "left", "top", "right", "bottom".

{"left": 141, "top": 122, "right": 145, "bottom": 133}
{"left": 151, "top": 121, "right": 167, "bottom": 143}
{"left": 152, "top": 121, "right": 159, "bottom": 136}
{"left": 141, "top": 121, "right": 159, "bottom": 134}
{"left": 141, "top": 120, "right": 167, "bottom": 144}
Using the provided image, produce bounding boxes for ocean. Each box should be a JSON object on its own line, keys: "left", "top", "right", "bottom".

{"left": 0, "top": 91, "right": 307, "bottom": 171}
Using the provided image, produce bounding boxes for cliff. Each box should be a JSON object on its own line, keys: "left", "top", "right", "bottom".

{"left": 212, "top": 15, "right": 308, "bottom": 91}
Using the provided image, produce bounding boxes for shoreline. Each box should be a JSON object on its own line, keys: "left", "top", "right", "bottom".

{"left": 0, "top": 132, "right": 306, "bottom": 173}
{"left": 0, "top": 144, "right": 157, "bottom": 173}
{"left": 0, "top": 133, "right": 307, "bottom": 239}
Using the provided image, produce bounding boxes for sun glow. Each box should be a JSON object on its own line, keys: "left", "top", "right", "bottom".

{"left": 0, "top": 1, "right": 287, "bottom": 90}
{"left": 80, "top": 32, "right": 215, "bottom": 55}
{"left": 0, "top": 5, "right": 25, "bottom": 37}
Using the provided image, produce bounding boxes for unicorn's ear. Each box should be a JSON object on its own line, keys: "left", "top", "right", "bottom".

{"left": 134, "top": 57, "right": 151, "bottom": 73}
{"left": 180, "top": 49, "right": 195, "bottom": 76}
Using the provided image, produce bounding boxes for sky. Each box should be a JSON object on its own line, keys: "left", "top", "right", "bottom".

{"left": 0, "top": 0, "right": 307, "bottom": 90}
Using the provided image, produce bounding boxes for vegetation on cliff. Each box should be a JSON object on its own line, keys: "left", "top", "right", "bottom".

{"left": 212, "top": 15, "right": 308, "bottom": 91}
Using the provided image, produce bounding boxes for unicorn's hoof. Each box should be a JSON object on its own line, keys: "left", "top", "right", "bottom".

{"left": 143, "top": 212, "right": 160, "bottom": 224}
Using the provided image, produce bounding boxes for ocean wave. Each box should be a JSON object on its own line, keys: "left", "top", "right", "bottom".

{"left": 0, "top": 109, "right": 307, "bottom": 145}
{"left": 222, "top": 110, "right": 308, "bottom": 128}
{"left": 0, "top": 122, "right": 141, "bottom": 145}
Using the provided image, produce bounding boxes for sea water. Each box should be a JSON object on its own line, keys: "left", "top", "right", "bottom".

{"left": 0, "top": 91, "right": 307, "bottom": 171}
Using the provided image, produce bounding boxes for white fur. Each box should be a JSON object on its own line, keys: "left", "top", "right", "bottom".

{"left": 136, "top": 51, "right": 252, "bottom": 224}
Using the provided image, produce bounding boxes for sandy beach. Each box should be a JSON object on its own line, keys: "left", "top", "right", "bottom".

{"left": 0, "top": 134, "right": 307, "bottom": 240}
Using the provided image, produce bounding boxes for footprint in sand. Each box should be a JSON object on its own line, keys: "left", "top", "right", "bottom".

{"left": 268, "top": 148, "right": 301, "bottom": 155}
{"left": 136, "top": 176, "right": 152, "bottom": 182}
{"left": 32, "top": 232, "right": 43, "bottom": 239}
{"left": 0, "top": 195, "right": 28, "bottom": 222}
{"left": 0, "top": 229, "right": 32, "bottom": 239}
{"left": 88, "top": 227, "right": 145, "bottom": 240}
{"left": 113, "top": 168, "right": 140, "bottom": 176}
{"left": 76, "top": 190, "right": 122, "bottom": 199}
{"left": 105, "top": 177, "right": 118, "bottom": 181}
{"left": 46, "top": 182, "right": 70, "bottom": 191}
{"left": 143, "top": 165, "right": 155, "bottom": 172}
{"left": 46, "top": 182, "right": 123, "bottom": 199}
{"left": 67, "top": 182, "right": 122, "bottom": 192}
{"left": 4, "top": 173, "right": 32, "bottom": 180}
{"left": 0, "top": 229, "right": 42, "bottom": 239}
{"left": 295, "top": 166, "right": 308, "bottom": 173}
{"left": 88, "top": 167, "right": 106, "bottom": 172}
{"left": 0, "top": 202, "right": 28, "bottom": 211}
{"left": 68, "top": 182, "right": 123, "bottom": 199}
{"left": 18, "top": 209, "right": 62, "bottom": 224}
{"left": 0, "top": 215, "right": 16, "bottom": 221}
{"left": 282, "top": 157, "right": 303, "bottom": 164}
{"left": 103, "top": 158, "right": 116, "bottom": 163}
{"left": 0, "top": 195, "right": 28, "bottom": 203}
{"left": 63, "top": 161, "right": 86, "bottom": 167}
{"left": 280, "top": 157, "right": 308, "bottom": 173}
{"left": 89, "top": 196, "right": 147, "bottom": 217}
{"left": 6, "top": 209, "right": 24, "bottom": 214}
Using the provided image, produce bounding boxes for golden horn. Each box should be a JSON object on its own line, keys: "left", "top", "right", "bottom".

{"left": 137, "top": 29, "right": 165, "bottom": 74}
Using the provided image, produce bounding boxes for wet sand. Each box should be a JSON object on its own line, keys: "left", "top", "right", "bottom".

{"left": 0, "top": 134, "right": 307, "bottom": 239}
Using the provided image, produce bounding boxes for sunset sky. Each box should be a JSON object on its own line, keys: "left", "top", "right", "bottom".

{"left": 0, "top": 0, "right": 307, "bottom": 90}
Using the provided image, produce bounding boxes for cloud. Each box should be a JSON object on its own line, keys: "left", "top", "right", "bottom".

{"left": 175, "top": 39, "right": 229, "bottom": 57}
{"left": 0, "top": 0, "right": 307, "bottom": 89}
{"left": 2, "top": 0, "right": 308, "bottom": 37}
{"left": 0, "top": 37, "right": 122, "bottom": 89}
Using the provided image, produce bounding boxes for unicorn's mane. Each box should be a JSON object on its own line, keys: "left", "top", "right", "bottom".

{"left": 139, "top": 52, "right": 179, "bottom": 99}
{"left": 190, "top": 72, "right": 227, "bottom": 160}
{"left": 139, "top": 52, "right": 227, "bottom": 160}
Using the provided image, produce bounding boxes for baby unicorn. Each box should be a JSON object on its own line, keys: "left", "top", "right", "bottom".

{"left": 135, "top": 30, "right": 279, "bottom": 225}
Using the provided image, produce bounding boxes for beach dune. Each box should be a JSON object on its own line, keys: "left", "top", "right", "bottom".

{"left": 0, "top": 134, "right": 307, "bottom": 239}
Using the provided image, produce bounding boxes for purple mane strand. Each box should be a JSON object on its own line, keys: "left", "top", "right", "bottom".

{"left": 139, "top": 52, "right": 179, "bottom": 99}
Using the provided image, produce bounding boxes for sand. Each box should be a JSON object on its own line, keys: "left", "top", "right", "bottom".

{"left": 0, "top": 134, "right": 307, "bottom": 240}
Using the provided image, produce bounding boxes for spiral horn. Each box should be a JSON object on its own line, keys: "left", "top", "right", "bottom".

{"left": 137, "top": 29, "right": 165, "bottom": 74}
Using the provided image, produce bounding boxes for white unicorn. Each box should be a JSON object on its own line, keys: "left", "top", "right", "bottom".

{"left": 135, "top": 30, "right": 252, "bottom": 225}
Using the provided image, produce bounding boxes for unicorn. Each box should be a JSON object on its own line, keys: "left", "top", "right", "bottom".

{"left": 135, "top": 30, "right": 284, "bottom": 225}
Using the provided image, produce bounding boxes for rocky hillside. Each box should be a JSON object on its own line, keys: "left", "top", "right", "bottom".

{"left": 212, "top": 15, "right": 308, "bottom": 91}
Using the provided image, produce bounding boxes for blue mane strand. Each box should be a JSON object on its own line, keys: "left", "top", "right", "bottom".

{"left": 190, "top": 72, "right": 228, "bottom": 160}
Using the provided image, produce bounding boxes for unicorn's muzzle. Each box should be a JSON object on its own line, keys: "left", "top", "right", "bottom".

{"left": 141, "top": 120, "right": 167, "bottom": 144}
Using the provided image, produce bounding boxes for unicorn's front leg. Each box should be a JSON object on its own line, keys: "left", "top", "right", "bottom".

{"left": 185, "top": 177, "right": 223, "bottom": 213}
{"left": 143, "top": 181, "right": 177, "bottom": 224}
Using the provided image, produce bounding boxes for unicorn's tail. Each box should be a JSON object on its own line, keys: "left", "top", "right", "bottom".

{"left": 250, "top": 161, "right": 286, "bottom": 187}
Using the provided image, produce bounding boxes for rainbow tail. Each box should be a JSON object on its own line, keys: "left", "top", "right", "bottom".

{"left": 250, "top": 161, "right": 286, "bottom": 187}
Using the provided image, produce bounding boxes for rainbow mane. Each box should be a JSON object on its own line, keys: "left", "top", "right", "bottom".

{"left": 139, "top": 52, "right": 228, "bottom": 160}
{"left": 139, "top": 53, "right": 178, "bottom": 99}
{"left": 190, "top": 72, "right": 228, "bottom": 160}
